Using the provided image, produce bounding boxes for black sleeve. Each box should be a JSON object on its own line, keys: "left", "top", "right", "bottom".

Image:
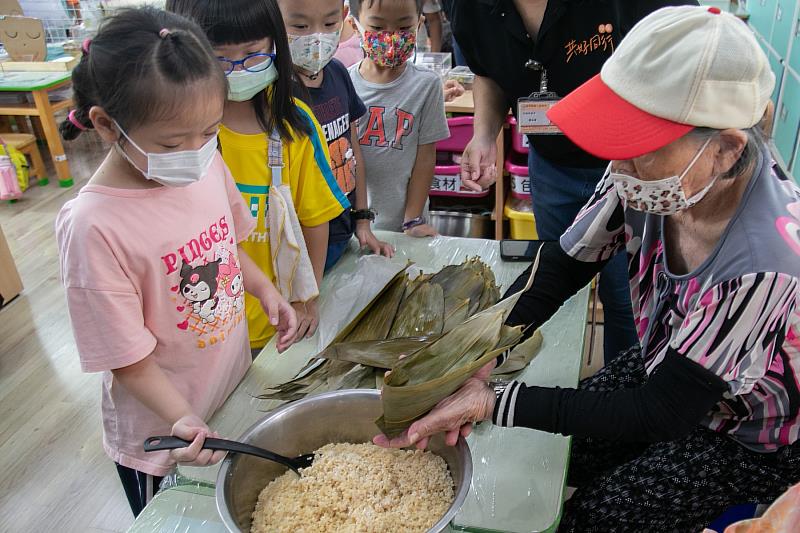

{"left": 504, "top": 241, "right": 607, "bottom": 339}
{"left": 619, "top": 0, "right": 700, "bottom": 36}
{"left": 493, "top": 349, "right": 728, "bottom": 442}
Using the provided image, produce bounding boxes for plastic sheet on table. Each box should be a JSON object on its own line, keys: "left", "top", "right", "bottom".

{"left": 134, "top": 232, "right": 590, "bottom": 533}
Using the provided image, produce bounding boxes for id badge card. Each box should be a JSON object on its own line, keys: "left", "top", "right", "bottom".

{"left": 517, "top": 91, "right": 561, "bottom": 135}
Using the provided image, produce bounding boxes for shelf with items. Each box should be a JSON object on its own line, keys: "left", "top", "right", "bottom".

{"left": 437, "top": 102, "right": 507, "bottom": 239}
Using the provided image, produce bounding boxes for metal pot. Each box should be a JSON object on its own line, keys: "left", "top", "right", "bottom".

{"left": 429, "top": 210, "right": 493, "bottom": 239}
{"left": 216, "top": 389, "right": 473, "bottom": 532}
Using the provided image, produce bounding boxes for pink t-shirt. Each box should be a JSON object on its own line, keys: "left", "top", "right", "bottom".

{"left": 334, "top": 34, "right": 363, "bottom": 68}
{"left": 56, "top": 154, "right": 256, "bottom": 476}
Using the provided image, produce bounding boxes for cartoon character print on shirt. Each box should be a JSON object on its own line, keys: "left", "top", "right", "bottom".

{"left": 776, "top": 201, "right": 800, "bottom": 256}
{"left": 329, "top": 136, "right": 356, "bottom": 194}
{"left": 218, "top": 255, "right": 245, "bottom": 313}
{"left": 180, "top": 259, "right": 221, "bottom": 323}
{"left": 164, "top": 215, "right": 246, "bottom": 348}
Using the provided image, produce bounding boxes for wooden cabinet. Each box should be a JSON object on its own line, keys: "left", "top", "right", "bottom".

{"left": 0, "top": 225, "right": 23, "bottom": 308}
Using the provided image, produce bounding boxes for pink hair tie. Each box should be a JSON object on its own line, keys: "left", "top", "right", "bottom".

{"left": 81, "top": 38, "right": 91, "bottom": 54}
{"left": 159, "top": 28, "right": 172, "bottom": 39}
{"left": 68, "top": 110, "right": 87, "bottom": 131}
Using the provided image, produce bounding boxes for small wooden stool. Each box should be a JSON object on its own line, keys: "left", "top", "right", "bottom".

{"left": 0, "top": 132, "right": 48, "bottom": 186}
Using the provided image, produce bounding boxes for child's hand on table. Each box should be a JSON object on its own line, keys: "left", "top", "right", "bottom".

{"left": 169, "top": 414, "right": 225, "bottom": 466}
{"left": 404, "top": 223, "right": 439, "bottom": 238}
{"left": 356, "top": 221, "right": 395, "bottom": 257}
{"left": 291, "top": 299, "right": 319, "bottom": 342}
{"left": 258, "top": 285, "right": 298, "bottom": 353}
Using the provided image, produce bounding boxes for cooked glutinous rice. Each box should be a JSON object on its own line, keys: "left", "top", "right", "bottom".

{"left": 250, "top": 442, "right": 455, "bottom": 533}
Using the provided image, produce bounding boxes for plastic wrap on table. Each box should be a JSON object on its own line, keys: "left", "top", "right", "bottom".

{"left": 179, "top": 232, "right": 524, "bottom": 485}
{"left": 161, "top": 232, "right": 589, "bottom": 533}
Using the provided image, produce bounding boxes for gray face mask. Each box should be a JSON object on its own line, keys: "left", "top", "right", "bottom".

{"left": 115, "top": 121, "right": 217, "bottom": 187}
{"left": 226, "top": 63, "right": 279, "bottom": 102}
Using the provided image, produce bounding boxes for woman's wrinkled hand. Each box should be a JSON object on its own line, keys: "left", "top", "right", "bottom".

{"left": 374, "top": 360, "right": 497, "bottom": 449}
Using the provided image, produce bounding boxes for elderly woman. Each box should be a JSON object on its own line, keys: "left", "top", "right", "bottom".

{"left": 376, "top": 6, "right": 800, "bottom": 532}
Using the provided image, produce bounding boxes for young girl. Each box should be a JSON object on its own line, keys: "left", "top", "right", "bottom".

{"left": 57, "top": 7, "right": 296, "bottom": 516}
{"left": 167, "top": 0, "right": 351, "bottom": 352}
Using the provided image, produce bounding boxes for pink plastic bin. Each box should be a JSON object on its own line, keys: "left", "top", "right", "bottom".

{"left": 431, "top": 163, "right": 489, "bottom": 197}
{"left": 436, "top": 116, "right": 474, "bottom": 153}
{"left": 505, "top": 156, "right": 530, "bottom": 200}
{"left": 507, "top": 116, "right": 530, "bottom": 155}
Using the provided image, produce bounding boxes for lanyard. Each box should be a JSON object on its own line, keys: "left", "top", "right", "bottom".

{"left": 267, "top": 130, "right": 283, "bottom": 187}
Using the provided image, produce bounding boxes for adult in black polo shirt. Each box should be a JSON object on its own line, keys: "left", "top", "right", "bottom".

{"left": 444, "top": 0, "right": 695, "bottom": 363}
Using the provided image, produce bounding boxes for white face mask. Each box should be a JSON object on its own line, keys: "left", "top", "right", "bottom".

{"left": 288, "top": 29, "right": 341, "bottom": 75}
{"left": 227, "top": 63, "right": 278, "bottom": 102}
{"left": 611, "top": 138, "right": 715, "bottom": 216}
{"left": 115, "top": 122, "right": 217, "bottom": 187}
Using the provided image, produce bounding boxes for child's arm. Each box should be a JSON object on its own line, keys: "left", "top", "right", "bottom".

{"left": 112, "top": 355, "right": 226, "bottom": 466}
{"left": 426, "top": 10, "right": 443, "bottom": 53}
{"left": 351, "top": 123, "right": 395, "bottom": 257}
{"left": 404, "top": 142, "right": 439, "bottom": 238}
{"left": 238, "top": 246, "right": 298, "bottom": 351}
{"left": 300, "top": 224, "right": 328, "bottom": 289}
{"left": 292, "top": 225, "right": 327, "bottom": 341}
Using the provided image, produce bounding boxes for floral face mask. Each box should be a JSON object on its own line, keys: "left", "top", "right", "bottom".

{"left": 611, "top": 138, "right": 714, "bottom": 216}
{"left": 353, "top": 18, "right": 417, "bottom": 68}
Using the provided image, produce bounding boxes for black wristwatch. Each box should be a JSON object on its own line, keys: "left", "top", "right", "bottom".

{"left": 351, "top": 208, "right": 376, "bottom": 221}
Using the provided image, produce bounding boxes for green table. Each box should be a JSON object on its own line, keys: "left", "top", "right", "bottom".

{"left": 129, "top": 232, "right": 589, "bottom": 533}
{"left": 0, "top": 70, "right": 74, "bottom": 187}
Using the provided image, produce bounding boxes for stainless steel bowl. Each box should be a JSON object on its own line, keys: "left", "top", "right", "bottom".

{"left": 429, "top": 210, "right": 493, "bottom": 239}
{"left": 216, "top": 389, "right": 473, "bottom": 532}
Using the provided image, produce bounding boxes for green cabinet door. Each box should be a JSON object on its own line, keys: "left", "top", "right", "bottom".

{"left": 792, "top": 136, "right": 799, "bottom": 182}
{"left": 767, "top": 49, "right": 785, "bottom": 105}
{"left": 774, "top": 69, "right": 800, "bottom": 168}
{"left": 771, "top": 0, "right": 797, "bottom": 58}
{"left": 748, "top": 0, "right": 778, "bottom": 40}
{"left": 789, "top": 12, "right": 800, "bottom": 73}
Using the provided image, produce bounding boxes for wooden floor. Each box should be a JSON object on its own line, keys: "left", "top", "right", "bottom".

{"left": 0, "top": 133, "right": 135, "bottom": 532}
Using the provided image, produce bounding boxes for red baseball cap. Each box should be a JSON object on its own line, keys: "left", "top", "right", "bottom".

{"left": 546, "top": 74, "right": 693, "bottom": 161}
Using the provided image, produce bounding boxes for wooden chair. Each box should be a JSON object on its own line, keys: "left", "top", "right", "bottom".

{"left": 0, "top": 132, "right": 48, "bottom": 186}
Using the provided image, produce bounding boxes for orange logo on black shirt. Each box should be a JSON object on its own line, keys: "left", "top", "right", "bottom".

{"left": 565, "top": 24, "right": 614, "bottom": 63}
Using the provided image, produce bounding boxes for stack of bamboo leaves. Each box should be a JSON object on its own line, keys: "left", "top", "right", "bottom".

{"left": 261, "top": 256, "right": 542, "bottom": 437}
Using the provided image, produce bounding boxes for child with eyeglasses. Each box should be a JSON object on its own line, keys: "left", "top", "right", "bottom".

{"left": 167, "top": 0, "right": 351, "bottom": 353}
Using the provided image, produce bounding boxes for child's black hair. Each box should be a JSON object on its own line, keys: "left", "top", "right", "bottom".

{"left": 348, "top": 0, "right": 424, "bottom": 21}
{"left": 60, "top": 7, "right": 226, "bottom": 141}
{"left": 166, "top": 0, "right": 310, "bottom": 142}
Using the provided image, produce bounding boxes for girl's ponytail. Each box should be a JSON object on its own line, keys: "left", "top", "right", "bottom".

{"left": 58, "top": 7, "right": 225, "bottom": 143}
{"left": 59, "top": 46, "right": 95, "bottom": 140}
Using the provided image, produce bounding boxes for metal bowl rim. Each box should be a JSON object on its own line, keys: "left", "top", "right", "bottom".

{"left": 215, "top": 388, "right": 473, "bottom": 533}
{"left": 429, "top": 210, "right": 492, "bottom": 219}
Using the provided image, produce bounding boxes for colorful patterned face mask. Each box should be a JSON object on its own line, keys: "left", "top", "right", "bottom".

{"left": 354, "top": 18, "right": 417, "bottom": 68}
{"left": 288, "top": 29, "right": 341, "bottom": 74}
{"left": 611, "top": 138, "right": 713, "bottom": 216}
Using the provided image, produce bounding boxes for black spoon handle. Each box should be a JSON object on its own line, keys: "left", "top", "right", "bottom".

{"left": 144, "top": 436, "right": 299, "bottom": 471}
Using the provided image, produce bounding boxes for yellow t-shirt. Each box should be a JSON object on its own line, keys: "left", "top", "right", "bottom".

{"left": 219, "top": 99, "right": 349, "bottom": 349}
